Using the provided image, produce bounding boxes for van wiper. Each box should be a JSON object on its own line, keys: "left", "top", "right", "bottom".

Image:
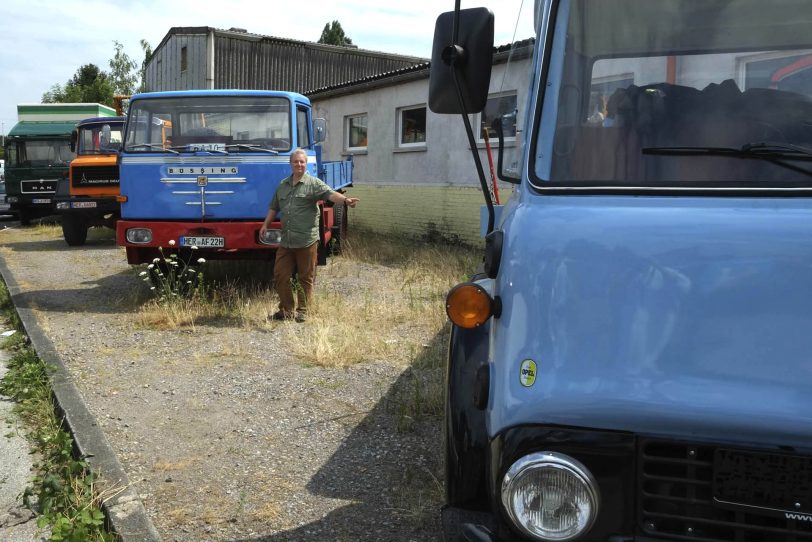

{"left": 642, "top": 141, "right": 812, "bottom": 160}
{"left": 127, "top": 143, "right": 179, "bottom": 155}
{"left": 224, "top": 144, "right": 278, "bottom": 155}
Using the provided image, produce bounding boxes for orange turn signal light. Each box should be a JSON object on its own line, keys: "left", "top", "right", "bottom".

{"left": 116, "top": 195, "right": 128, "bottom": 203}
{"left": 446, "top": 282, "right": 494, "bottom": 328}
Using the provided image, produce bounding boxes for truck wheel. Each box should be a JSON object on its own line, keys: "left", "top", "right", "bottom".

{"left": 331, "top": 202, "right": 348, "bottom": 255}
{"left": 446, "top": 322, "right": 490, "bottom": 509}
{"left": 61, "top": 216, "right": 88, "bottom": 246}
{"left": 17, "top": 208, "right": 31, "bottom": 226}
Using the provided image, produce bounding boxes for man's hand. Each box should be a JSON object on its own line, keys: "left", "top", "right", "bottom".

{"left": 345, "top": 197, "right": 359, "bottom": 208}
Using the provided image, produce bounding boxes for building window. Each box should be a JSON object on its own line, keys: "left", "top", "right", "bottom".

{"left": 346, "top": 114, "right": 368, "bottom": 151}
{"left": 398, "top": 105, "right": 426, "bottom": 147}
{"left": 181, "top": 46, "right": 188, "bottom": 72}
{"left": 478, "top": 93, "right": 518, "bottom": 142}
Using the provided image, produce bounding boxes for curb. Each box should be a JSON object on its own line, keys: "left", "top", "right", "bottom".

{"left": 0, "top": 255, "right": 162, "bottom": 542}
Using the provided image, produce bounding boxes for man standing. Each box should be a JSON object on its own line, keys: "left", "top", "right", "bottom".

{"left": 260, "top": 148, "right": 359, "bottom": 322}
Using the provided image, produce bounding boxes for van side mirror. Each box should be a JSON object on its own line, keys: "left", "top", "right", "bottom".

{"left": 428, "top": 8, "right": 494, "bottom": 114}
{"left": 313, "top": 118, "right": 327, "bottom": 144}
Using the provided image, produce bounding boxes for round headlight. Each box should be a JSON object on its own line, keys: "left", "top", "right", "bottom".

{"left": 501, "top": 452, "right": 599, "bottom": 541}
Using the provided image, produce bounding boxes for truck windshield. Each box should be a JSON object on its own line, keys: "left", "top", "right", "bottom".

{"left": 78, "top": 124, "right": 123, "bottom": 155}
{"left": 124, "top": 96, "right": 292, "bottom": 153}
{"left": 533, "top": 0, "right": 812, "bottom": 188}
{"left": 6, "top": 139, "right": 73, "bottom": 167}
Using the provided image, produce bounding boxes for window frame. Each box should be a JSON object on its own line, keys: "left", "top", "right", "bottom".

{"left": 345, "top": 113, "right": 368, "bottom": 152}
{"left": 396, "top": 104, "right": 427, "bottom": 149}
{"left": 476, "top": 92, "right": 519, "bottom": 143}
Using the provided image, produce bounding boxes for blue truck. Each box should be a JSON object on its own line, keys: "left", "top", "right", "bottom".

{"left": 432, "top": 1, "right": 812, "bottom": 541}
{"left": 116, "top": 90, "right": 352, "bottom": 264}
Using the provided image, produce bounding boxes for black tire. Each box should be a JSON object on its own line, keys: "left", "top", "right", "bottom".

{"left": 61, "top": 215, "right": 88, "bottom": 246}
{"left": 17, "top": 208, "right": 31, "bottom": 226}
{"left": 331, "top": 202, "right": 348, "bottom": 255}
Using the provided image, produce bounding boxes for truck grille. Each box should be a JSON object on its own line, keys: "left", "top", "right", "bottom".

{"left": 639, "top": 439, "right": 812, "bottom": 541}
{"left": 72, "top": 166, "right": 119, "bottom": 188}
{"left": 21, "top": 179, "right": 57, "bottom": 194}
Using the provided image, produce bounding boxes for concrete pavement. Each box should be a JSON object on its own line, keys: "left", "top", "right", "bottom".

{"left": 0, "top": 346, "right": 47, "bottom": 541}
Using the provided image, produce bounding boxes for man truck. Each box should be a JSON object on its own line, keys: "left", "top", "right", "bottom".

{"left": 4, "top": 103, "right": 117, "bottom": 225}
{"left": 433, "top": 1, "right": 812, "bottom": 541}
{"left": 116, "top": 90, "right": 352, "bottom": 264}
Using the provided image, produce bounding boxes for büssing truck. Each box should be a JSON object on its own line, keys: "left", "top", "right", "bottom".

{"left": 433, "top": 1, "right": 812, "bottom": 541}
{"left": 4, "top": 103, "right": 116, "bottom": 225}
{"left": 54, "top": 116, "right": 126, "bottom": 245}
{"left": 116, "top": 90, "right": 352, "bottom": 264}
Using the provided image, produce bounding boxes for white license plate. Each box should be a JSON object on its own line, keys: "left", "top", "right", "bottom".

{"left": 72, "top": 201, "right": 97, "bottom": 209}
{"left": 180, "top": 236, "right": 224, "bottom": 248}
{"left": 32, "top": 198, "right": 51, "bottom": 204}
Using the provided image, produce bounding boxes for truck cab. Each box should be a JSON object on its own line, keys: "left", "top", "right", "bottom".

{"left": 4, "top": 124, "right": 74, "bottom": 225}
{"left": 434, "top": 1, "right": 812, "bottom": 541}
{"left": 55, "top": 116, "right": 125, "bottom": 245}
{"left": 116, "top": 90, "right": 352, "bottom": 264}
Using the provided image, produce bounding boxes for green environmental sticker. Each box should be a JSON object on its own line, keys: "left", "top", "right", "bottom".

{"left": 520, "top": 359, "right": 537, "bottom": 387}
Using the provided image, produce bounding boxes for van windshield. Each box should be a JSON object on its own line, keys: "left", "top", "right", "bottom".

{"left": 533, "top": 0, "right": 812, "bottom": 188}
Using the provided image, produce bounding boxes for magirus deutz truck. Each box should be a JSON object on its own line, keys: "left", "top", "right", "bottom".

{"left": 432, "top": 1, "right": 812, "bottom": 541}
{"left": 55, "top": 116, "right": 126, "bottom": 245}
{"left": 116, "top": 90, "right": 352, "bottom": 264}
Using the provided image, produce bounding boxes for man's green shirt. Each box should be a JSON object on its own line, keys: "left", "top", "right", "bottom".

{"left": 270, "top": 173, "right": 334, "bottom": 248}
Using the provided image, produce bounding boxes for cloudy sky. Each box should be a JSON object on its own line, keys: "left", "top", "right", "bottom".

{"left": 0, "top": 0, "right": 534, "bottom": 135}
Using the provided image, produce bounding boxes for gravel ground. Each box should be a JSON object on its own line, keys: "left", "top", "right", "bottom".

{"left": 0, "top": 223, "right": 445, "bottom": 542}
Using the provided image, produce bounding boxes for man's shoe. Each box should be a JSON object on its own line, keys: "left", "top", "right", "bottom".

{"left": 294, "top": 312, "right": 307, "bottom": 323}
{"left": 271, "top": 311, "right": 292, "bottom": 321}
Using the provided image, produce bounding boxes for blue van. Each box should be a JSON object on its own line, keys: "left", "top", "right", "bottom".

{"left": 431, "top": 1, "right": 812, "bottom": 541}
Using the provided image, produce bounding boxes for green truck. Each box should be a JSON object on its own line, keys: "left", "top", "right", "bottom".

{"left": 4, "top": 103, "right": 116, "bottom": 225}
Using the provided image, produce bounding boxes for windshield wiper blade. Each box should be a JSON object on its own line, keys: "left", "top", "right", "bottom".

{"left": 224, "top": 144, "right": 278, "bottom": 155}
{"left": 127, "top": 143, "right": 179, "bottom": 155}
{"left": 643, "top": 141, "right": 812, "bottom": 159}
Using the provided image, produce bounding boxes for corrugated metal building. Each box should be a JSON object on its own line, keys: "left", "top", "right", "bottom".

{"left": 144, "top": 26, "right": 428, "bottom": 93}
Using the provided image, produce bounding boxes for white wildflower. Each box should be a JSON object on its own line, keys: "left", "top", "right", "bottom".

{"left": 150, "top": 286, "right": 156, "bottom": 291}
{"left": 152, "top": 258, "right": 160, "bottom": 264}
{"left": 197, "top": 258, "right": 206, "bottom": 264}
{"left": 139, "top": 271, "right": 147, "bottom": 276}
{"left": 191, "top": 245, "right": 198, "bottom": 250}
{"left": 147, "top": 264, "right": 154, "bottom": 269}
{"left": 168, "top": 239, "right": 176, "bottom": 246}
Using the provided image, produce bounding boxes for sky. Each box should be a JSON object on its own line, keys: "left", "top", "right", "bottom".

{"left": 0, "top": 0, "right": 535, "bottom": 136}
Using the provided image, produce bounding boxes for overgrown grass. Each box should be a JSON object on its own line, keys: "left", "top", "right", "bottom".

{"left": 0, "top": 279, "right": 117, "bottom": 542}
{"left": 136, "top": 230, "right": 480, "bottom": 425}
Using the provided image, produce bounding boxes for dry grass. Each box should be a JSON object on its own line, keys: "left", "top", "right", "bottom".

{"left": 138, "top": 231, "right": 478, "bottom": 371}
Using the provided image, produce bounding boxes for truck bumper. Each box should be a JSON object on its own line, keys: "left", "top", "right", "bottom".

{"left": 55, "top": 197, "right": 120, "bottom": 226}
{"left": 116, "top": 220, "right": 281, "bottom": 264}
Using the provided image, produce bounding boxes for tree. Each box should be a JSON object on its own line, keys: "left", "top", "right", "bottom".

{"left": 41, "top": 64, "right": 114, "bottom": 107}
{"left": 318, "top": 21, "right": 354, "bottom": 47}
{"left": 109, "top": 40, "right": 138, "bottom": 96}
{"left": 138, "top": 39, "right": 153, "bottom": 93}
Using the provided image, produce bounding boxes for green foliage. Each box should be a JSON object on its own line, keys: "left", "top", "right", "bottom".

{"left": 41, "top": 64, "right": 115, "bottom": 108}
{"left": 109, "top": 41, "right": 138, "bottom": 96}
{"left": 138, "top": 39, "right": 153, "bottom": 93}
{"left": 141, "top": 246, "right": 206, "bottom": 303}
{"left": 318, "top": 20, "right": 354, "bottom": 47}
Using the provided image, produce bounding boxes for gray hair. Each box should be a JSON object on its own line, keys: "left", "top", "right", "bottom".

{"left": 289, "top": 148, "right": 308, "bottom": 162}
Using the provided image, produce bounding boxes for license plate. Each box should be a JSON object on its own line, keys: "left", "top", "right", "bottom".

{"left": 72, "top": 201, "right": 97, "bottom": 209}
{"left": 180, "top": 236, "right": 224, "bottom": 248}
{"left": 32, "top": 198, "right": 51, "bottom": 204}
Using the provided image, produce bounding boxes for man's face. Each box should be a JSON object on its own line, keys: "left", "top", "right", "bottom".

{"left": 290, "top": 153, "right": 307, "bottom": 177}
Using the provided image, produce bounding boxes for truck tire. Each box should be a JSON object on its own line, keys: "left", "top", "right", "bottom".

{"left": 17, "top": 208, "right": 31, "bottom": 226}
{"left": 445, "top": 321, "right": 491, "bottom": 510}
{"left": 331, "top": 202, "right": 349, "bottom": 255}
{"left": 61, "top": 215, "right": 88, "bottom": 246}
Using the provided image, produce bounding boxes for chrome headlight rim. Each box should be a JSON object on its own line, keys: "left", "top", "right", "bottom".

{"left": 501, "top": 451, "right": 600, "bottom": 542}
{"left": 125, "top": 228, "right": 153, "bottom": 244}
{"left": 258, "top": 228, "right": 282, "bottom": 246}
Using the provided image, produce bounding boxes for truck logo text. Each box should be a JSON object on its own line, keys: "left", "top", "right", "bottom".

{"left": 167, "top": 167, "right": 238, "bottom": 175}
{"left": 520, "top": 359, "right": 537, "bottom": 387}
